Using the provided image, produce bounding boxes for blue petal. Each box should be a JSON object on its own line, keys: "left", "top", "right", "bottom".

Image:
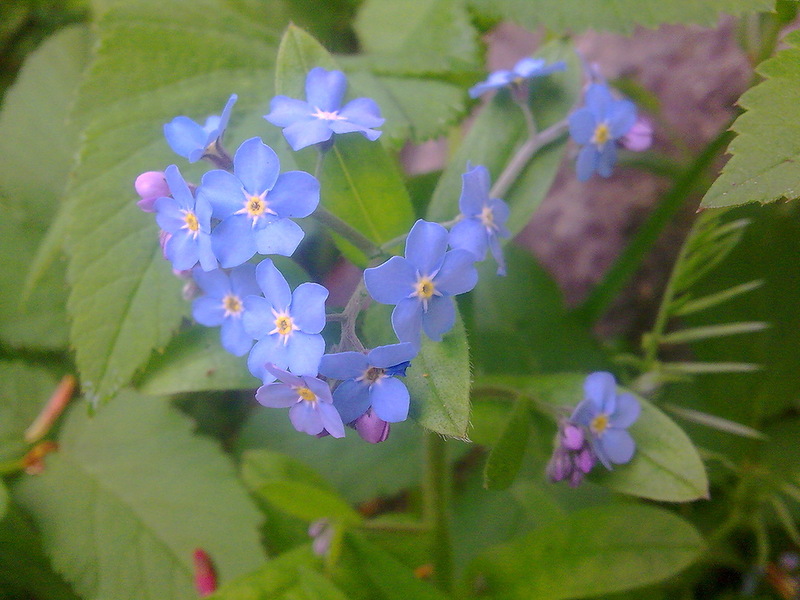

{"left": 220, "top": 318, "right": 253, "bottom": 356}
{"left": 568, "top": 108, "right": 596, "bottom": 145}
{"left": 392, "top": 298, "right": 423, "bottom": 347}
{"left": 584, "top": 83, "right": 613, "bottom": 121}
{"left": 164, "top": 116, "right": 206, "bottom": 161}
{"left": 575, "top": 144, "right": 598, "bottom": 182}
{"left": 305, "top": 67, "right": 346, "bottom": 112}
{"left": 305, "top": 375, "right": 334, "bottom": 403}
{"left": 459, "top": 164, "right": 491, "bottom": 216}
{"left": 364, "top": 256, "right": 416, "bottom": 304}
{"left": 405, "top": 220, "right": 448, "bottom": 275}
{"left": 193, "top": 296, "right": 225, "bottom": 327}
{"left": 332, "top": 379, "right": 371, "bottom": 424}
{"left": 328, "top": 118, "right": 382, "bottom": 141}
{"left": 155, "top": 196, "right": 188, "bottom": 234}
{"left": 610, "top": 393, "right": 640, "bottom": 429}
{"left": 211, "top": 215, "right": 257, "bottom": 269}
{"left": 255, "top": 258, "right": 292, "bottom": 309}
{"left": 234, "top": 137, "right": 280, "bottom": 195}
{"left": 198, "top": 169, "right": 245, "bottom": 220}
{"left": 253, "top": 218, "right": 305, "bottom": 257}
{"left": 487, "top": 230, "right": 507, "bottom": 276}
{"left": 287, "top": 332, "right": 325, "bottom": 376}
{"left": 289, "top": 401, "right": 324, "bottom": 435}
{"left": 448, "top": 219, "right": 487, "bottom": 261}
{"left": 195, "top": 232, "right": 217, "bottom": 272}
{"left": 229, "top": 263, "right": 260, "bottom": 298}
{"left": 596, "top": 143, "right": 617, "bottom": 178}
{"left": 513, "top": 57, "right": 545, "bottom": 77}
{"left": 608, "top": 99, "right": 637, "bottom": 138}
{"left": 317, "top": 401, "right": 345, "bottom": 438}
{"left": 368, "top": 342, "right": 417, "bottom": 369}
{"left": 583, "top": 372, "right": 617, "bottom": 411}
{"left": 320, "top": 352, "right": 368, "bottom": 380}
{"left": 165, "top": 232, "right": 199, "bottom": 271}
{"left": 422, "top": 295, "right": 455, "bottom": 341}
{"left": 338, "top": 97, "right": 385, "bottom": 129}
{"left": 268, "top": 171, "right": 320, "bottom": 218}
{"left": 435, "top": 249, "right": 478, "bottom": 296}
{"left": 282, "top": 119, "right": 333, "bottom": 151}
{"left": 255, "top": 383, "right": 298, "bottom": 408}
{"left": 242, "top": 295, "right": 274, "bottom": 339}
{"left": 599, "top": 428, "right": 636, "bottom": 464}
{"left": 571, "top": 398, "right": 597, "bottom": 427}
{"left": 291, "top": 282, "right": 328, "bottom": 334}
{"left": 247, "top": 337, "right": 287, "bottom": 382}
{"left": 163, "top": 164, "right": 195, "bottom": 207}
{"left": 216, "top": 94, "right": 237, "bottom": 136}
{"left": 370, "top": 377, "right": 409, "bottom": 422}
{"left": 265, "top": 96, "right": 312, "bottom": 127}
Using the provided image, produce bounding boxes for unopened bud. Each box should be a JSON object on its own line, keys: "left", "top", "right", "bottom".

{"left": 620, "top": 116, "right": 653, "bottom": 152}
{"left": 308, "top": 518, "right": 334, "bottom": 557}
{"left": 135, "top": 171, "right": 170, "bottom": 213}
{"left": 193, "top": 549, "right": 217, "bottom": 597}
{"left": 354, "top": 407, "right": 390, "bottom": 443}
{"left": 546, "top": 420, "right": 597, "bottom": 487}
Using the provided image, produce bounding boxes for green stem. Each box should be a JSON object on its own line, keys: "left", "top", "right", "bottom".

{"left": 423, "top": 431, "right": 454, "bottom": 594}
{"left": 572, "top": 126, "right": 735, "bottom": 325}
{"left": 312, "top": 205, "right": 385, "bottom": 260}
{"left": 490, "top": 119, "right": 568, "bottom": 200}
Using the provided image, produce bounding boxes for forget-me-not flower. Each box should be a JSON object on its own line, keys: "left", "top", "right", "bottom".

{"left": 191, "top": 264, "right": 261, "bottom": 356}
{"left": 469, "top": 57, "right": 566, "bottom": 99}
{"left": 155, "top": 164, "right": 217, "bottom": 272}
{"left": 319, "top": 342, "right": 416, "bottom": 425}
{"left": 242, "top": 258, "right": 328, "bottom": 383}
{"left": 265, "top": 67, "right": 384, "bottom": 151}
{"left": 198, "top": 137, "right": 319, "bottom": 268}
{"left": 256, "top": 363, "right": 345, "bottom": 438}
{"left": 448, "top": 164, "right": 510, "bottom": 276}
{"left": 568, "top": 83, "right": 636, "bottom": 181}
{"left": 164, "top": 94, "right": 237, "bottom": 163}
{"left": 364, "top": 220, "right": 478, "bottom": 348}
{"left": 546, "top": 420, "right": 597, "bottom": 487}
{"left": 571, "top": 371, "right": 640, "bottom": 469}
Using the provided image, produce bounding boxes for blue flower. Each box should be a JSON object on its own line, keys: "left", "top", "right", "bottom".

{"left": 571, "top": 372, "right": 640, "bottom": 469}
{"left": 448, "top": 164, "right": 510, "bottom": 276}
{"left": 164, "top": 94, "right": 237, "bottom": 163}
{"left": 154, "top": 164, "right": 217, "bottom": 272}
{"left": 191, "top": 264, "right": 261, "bottom": 356}
{"left": 197, "top": 137, "right": 319, "bottom": 268}
{"left": 242, "top": 258, "right": 327, "bottom": 383}
{"left": 319, "top": 342, "right": 417, "bottom": 425}
{"left": 469, "top": 57, "right": 566, "bottom": 99}
{"left": 568, "top": 83, "right": 636, "bottom": 181}
{"left": 265, "top": 67, "right": 384, "bottom": 151}
{"left": 364, "top": 220, "right": 478, "bottom": 347}
{"left": 256, "top": 363, "right": 345, "bottom": 438}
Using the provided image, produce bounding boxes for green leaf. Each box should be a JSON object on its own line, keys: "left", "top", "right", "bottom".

{"left": 241, "top": 449, "right": 333, "bottom": 493}
{"left": 406, "top": 309, "right": 472, "bottom": 439}
{"left": 468, "top": 0, "right": 774, "bottom": 34}
{"left": 0, "top": 481, "right": 6, "bottom": 521}
{"left": 478, "top": 374, "right": 709, "bottom": 501}
{"left": 426, "top": 39, "right": 581, "bottom": 234}
{"left": 273, "top": 25, "right": 415, "bottom": 264}
{"left": 670, "top": 280, "right": 763, "bottom": 316}
{"left": 354, "top": 0, "right": 481, "bottom": 74}
{"left": 136, "top": 326, "right": 258, "bottom": 395}
{"left": 64, "top": 0, "right": 279, "bottom": 404}
{"left": 253, "top": 480, "right": 362, "bottom": 526}
{"left": 347, "top": 533, "right": 451, "bottom": 600}
{"left": 703, "top": 28, "right": 800, "bottom": 208}
{"left": 483, "top": 397, "right": 531, "bottom": 490}
{"left": 0, "top": 361, "right": 59, "bottom": 463}
{"left": 0, "top": 26, "right": 90, "bottom": 350}
{"left": 663, "top": 404, "right": 767, "bottom": 440}
{"left": 659, "top": 321, "right": 769, "bottom": 344}
{"left": 466, "top": 504, "right": 703, "bottom": 599}
{"left": 14, "top": 391, "right": 266, "bottom": 600}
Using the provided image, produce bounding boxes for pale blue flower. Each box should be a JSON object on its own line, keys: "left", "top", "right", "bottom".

{"left": 469, "top": 57, "right": 566, "bottom": 99}
{"left": 164, "top": 94, "right": 237, "bottom": 162}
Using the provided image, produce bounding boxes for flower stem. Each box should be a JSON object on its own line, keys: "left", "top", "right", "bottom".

{"left": 490, "top": 118, "right": 569, "bottom": 199}
{"left": 312, "top": 205, "right": 385, "bottom": 260}
{"left": 423, "top": 431, "right": 455, "bottom": 594}
{"left": 332, "top": 278, "right": 368, "bottom": 353}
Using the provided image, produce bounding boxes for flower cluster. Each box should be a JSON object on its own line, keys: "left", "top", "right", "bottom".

{"left": 137, "top": 66, "right": 510, "bottom": 442}
{"left": 547, "top": 372, "right": 640, "bottom": 486}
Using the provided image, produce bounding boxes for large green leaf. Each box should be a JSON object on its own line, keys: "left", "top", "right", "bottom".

{"left": 483, "top": 397, "right": 531, "bottom": 490}
{"left": 426, "top": 40, "right": 581, "bottom": 232}
{"left": 0, "top": 361, "right": 59, "bottom": 463}
{"left": 64, "top": 0, "right": 279, "bottom": 405}
{"left": 14, "top": 391, "right": 266, "bottom": 600}
{"left": 478, "top": 373, "right": 709, "bottom": 501}
{"left": 0, "top": 26, "right": 89, "bottom": 349}
{"left": 273, "top": 25, "right": 415, "bottom": 264}
{"left": 466, "top": 504, "right": 704, "bottom": 599}
{"left": 468, "top": 0, "right": 774, "bottom": 34}
{"left": 702, "top": 28, "right": 800, "bottom": 208}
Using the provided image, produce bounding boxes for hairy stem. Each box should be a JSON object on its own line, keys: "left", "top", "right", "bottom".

{"left": 423, "top": 431, "right": 455, "bottom": 594}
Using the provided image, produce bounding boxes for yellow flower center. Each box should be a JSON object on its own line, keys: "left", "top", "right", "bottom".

{"left": 269, "top": 309, "right": 298, "bottom": 344}
{"left": 362, "top": 366, "right": 386, "bottom": 384}
{"left": 222, "top": 294, "right": 242, "bottom": 317}
{"left": 237, "top": 190, "right": 275, "bottom": 224}
{"left": 479, "top": 205, "right": 497, "bottom": 230}
{"left": 182, "top": 210, "right": 199, "bottom": 235}
{"left": 416, "top": 277, "right": 436, "bottom": 300}
{"left": 592, "top": 122, "right": 611, "bottom": 146}
{"left": 296, "top": 386, "right": 317, "bottom": 402}
{"left": 590, "top": 413, "right": 609, "bottom": 435}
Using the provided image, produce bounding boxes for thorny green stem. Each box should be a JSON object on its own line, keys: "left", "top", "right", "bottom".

{"left": 423, "top": 431, "right": 455, "bottom": 594}
{"left": 490, "top": 118, "right": 569, "bottom": 200}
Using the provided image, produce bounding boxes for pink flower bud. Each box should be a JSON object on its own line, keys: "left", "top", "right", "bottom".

{"left": 193, "top": 549, "right": 217, "bottom": 597}
{"left": 135, "top": 171, "right": 170, "bottom": 212}
{"left": 354, "top": 407, "right": 390, "bottom": 443}
{"left": 620, "top": 116, "right": 653, "bottom": 152}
